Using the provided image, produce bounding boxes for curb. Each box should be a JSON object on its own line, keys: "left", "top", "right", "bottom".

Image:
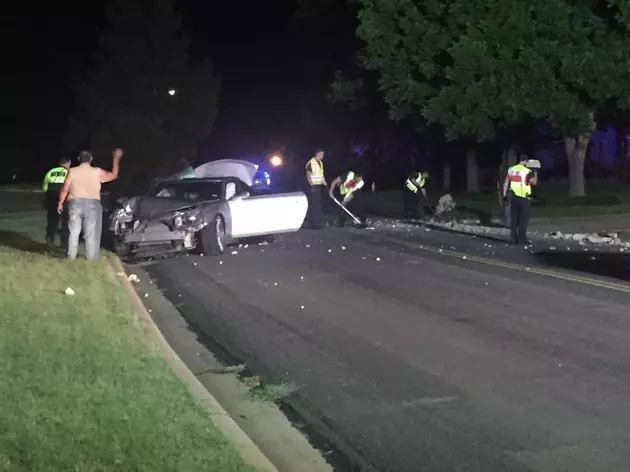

{"left": 110, "top": 256, "right": 280, "bottom": 472}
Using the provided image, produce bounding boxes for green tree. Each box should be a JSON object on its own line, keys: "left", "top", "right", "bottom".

{"left": 356, "top": 0, "right": 630, "bottom": 196}
{"left": 65, "top": 0, "right": 220, "bottom": 177}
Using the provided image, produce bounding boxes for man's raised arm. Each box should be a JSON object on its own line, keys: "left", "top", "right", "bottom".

{"left": 100, "top": 148, "right": 123, "bottom": 183}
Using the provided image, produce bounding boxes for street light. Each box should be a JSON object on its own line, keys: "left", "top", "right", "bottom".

{"left": 168, "top": 89, "right": 176, "bottom": 96}
{"left": 270, "top": 155, "right": 283, "bottom": 167}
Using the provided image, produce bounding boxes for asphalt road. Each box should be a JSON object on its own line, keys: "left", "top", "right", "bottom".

{"left": 141, "top": 223, "right": 630, "bottom": 472}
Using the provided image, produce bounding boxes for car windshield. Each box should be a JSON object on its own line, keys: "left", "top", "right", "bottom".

{"left": 153, "top": 181, "right": 223, "bottom": 201}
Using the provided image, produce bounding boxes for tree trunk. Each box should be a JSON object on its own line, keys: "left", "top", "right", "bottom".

{"left": 499, "top": 146, "right": 517, "bottom": 181}
{"left": 564, "top": 133, "right": 590, "bottom": 197}
{"left": 443, "top": 162, "right": 451, "bottom": 190}
{"left": 506, "top": 146, "right": 517, "bottom": 167}
{"left": 614, "top": 125, "right": 627, "bottom": 182}
{"left": 466, "top": 149, "right": 480, "bottom": 193}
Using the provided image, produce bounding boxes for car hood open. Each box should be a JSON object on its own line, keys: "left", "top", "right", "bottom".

{"left": 194, "top": 159, "right": 258, "bottom": 187}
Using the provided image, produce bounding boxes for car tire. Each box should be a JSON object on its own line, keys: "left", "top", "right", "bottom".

{"left": 113, "top": 236, "right": 131, "bottom": 259}
{"left": 200, "top": 214, "right": 226, "bottom": 256}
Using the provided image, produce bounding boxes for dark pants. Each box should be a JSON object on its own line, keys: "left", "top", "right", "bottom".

{"left": 334, "top": 189, "right": 366, "bottom": 227}
{"left": 509, "top": 194, "right": 530, "bottom": 244}
{"left": 44, "top": 190, "right": 61, "bottom": 244}
{"left": 402, "top": 188, "right": 420, "bottom": 218}
{"left": 308, "top": 185, "right": 324, "bottom": 228}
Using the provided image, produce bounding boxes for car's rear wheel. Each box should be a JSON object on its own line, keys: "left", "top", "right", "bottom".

{"left": 200, "top": 214, "right": 226, "bottom": 256}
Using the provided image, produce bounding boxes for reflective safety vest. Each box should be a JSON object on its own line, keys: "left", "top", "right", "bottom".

{"left": 405, "top": 172, "right": 426, "bottom": 193}
{"left": 42, "top": 166, "right": 68, "bottom": 192}
{"left": 306, "top": 158, "right": 325, "bottom": 185}
{"left": 339, "top": 171, "right": 364, "bottom": 196}
{"left": 507, "top": 164, "right": 531, "bottom": 198}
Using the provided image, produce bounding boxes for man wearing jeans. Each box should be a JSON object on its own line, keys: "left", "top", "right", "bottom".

{"left": 57, "top": 149, "right": 123, "bottom": 260}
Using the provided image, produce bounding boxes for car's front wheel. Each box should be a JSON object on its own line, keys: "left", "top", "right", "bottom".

{"left": 200, "top": 214, "right": 226, "bottom": 256}
{"left": 113, "top": 236, "right": 131, "bottom": 259}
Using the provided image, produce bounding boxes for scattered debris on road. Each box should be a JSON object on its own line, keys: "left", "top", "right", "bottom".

{"left": 372, "top": 216, "right": 630, "bottom": 250}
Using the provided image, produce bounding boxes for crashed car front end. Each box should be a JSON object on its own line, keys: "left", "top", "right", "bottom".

{"left": 109, "top": 198, "right": 209, "bottom": 257}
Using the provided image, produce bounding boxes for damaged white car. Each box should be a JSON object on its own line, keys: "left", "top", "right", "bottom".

{"left": 108, "top": 159, "right": 308, "bottom": 259}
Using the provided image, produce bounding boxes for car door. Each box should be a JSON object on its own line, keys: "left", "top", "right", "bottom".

{"left": 227, "top": 191, "right": 308, "bottom": 238}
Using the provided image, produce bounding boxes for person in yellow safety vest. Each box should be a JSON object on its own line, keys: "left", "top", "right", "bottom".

{"left": 305, "top": 148, "right": 327, "bottom": 229}
{"left": 42, "top": 157, "right": 71, "bottom": 246}
{"left": 502, "top": 155, "right": 539, "bottom": 245}
{"left": 329, "top": 170, "right": 367, "bottom": 227}
{"left": 403, "top": 171, "right": 429, "bottom": 219}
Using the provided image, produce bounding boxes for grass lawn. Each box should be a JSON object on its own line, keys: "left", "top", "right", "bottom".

{"left": 0, "top": 212, "right": 252, "bottom": 472}
{"left": 363, "top": 179, "right": 630, "bottom": 221}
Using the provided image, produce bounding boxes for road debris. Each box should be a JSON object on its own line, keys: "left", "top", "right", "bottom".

{"left": 128, "top": 274, "right": 140, "bottom": 283}
{"left": 231, "top": 251, "right": 238, "bottom": 255}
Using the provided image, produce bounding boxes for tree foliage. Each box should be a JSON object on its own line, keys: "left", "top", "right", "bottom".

{"left": 65, "top": 0, "right": 220, "bottom": 176}
{"left": 356, "top": 0, "right": 630, "bottom": 194}
{"left": 358, "top": 0, "right": 630, "bottom": 139}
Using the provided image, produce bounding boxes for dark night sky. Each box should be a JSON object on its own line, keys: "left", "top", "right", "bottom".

{"left": 1, "top": 0, "right": 357, "bottom": 179}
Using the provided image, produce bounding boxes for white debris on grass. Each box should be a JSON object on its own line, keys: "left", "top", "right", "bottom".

{"left": 64, "top": 287, "right": 75, "bottom": 296}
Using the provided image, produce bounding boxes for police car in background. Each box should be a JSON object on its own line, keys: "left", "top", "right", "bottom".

{"left": 250, "top": 154, "right": 283, "bottom": 193}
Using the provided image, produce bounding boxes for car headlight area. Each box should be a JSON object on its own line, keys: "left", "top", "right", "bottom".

{"left": 172, "top": 209, "right": 205, "bottom": 231}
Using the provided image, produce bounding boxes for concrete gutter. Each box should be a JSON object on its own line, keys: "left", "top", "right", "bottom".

{"left": 109, "top": 256, "right": 281, "bottom": 472}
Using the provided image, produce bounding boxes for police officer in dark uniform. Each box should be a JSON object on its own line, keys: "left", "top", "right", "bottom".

{"left": 42, "top": 157, "right": 71, "bottom": 246}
